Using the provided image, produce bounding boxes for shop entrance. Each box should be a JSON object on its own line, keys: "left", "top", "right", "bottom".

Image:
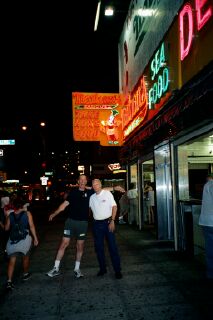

{"left": 141, "top": 160, "right": 155, "bottom": 226}
{"left": 154, "top": 143, "right": 174, "bottom": 240}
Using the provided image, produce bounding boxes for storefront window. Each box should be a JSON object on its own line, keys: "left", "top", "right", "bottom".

{"left": 128, "top": 163, "right": 139, "bottom": 225}
{"left": 178, "top": 131, "right": 213, "bottom": 200}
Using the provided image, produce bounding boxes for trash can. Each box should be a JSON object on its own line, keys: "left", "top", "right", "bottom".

{"left": 183, "top": 209, "right": 194, "bottom": 256}
{"left": 178, "top": 201, "right": 194, "bottom": 256}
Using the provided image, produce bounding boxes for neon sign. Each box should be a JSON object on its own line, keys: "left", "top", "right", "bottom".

{"left": 179, "top": 0, "right": 213, "bottom": 61}
{"left": 122, "top": 76, "right": 148, "bottom": 138}
{"left": 148, "top": 42, "right": 169, "bottom": 110}
{"left": 72, "top": 92, "right": 124, "bottom": 146}
{"left": 108, "top": 163, "right": 121, "bottom": 171}
{"left": 74, "top": 109, "right": 100, "bottom": 141}
{"left": 72, "top": 92, "right": 123, "bottom": 106}
{"left": 196, "top": 0, "right": 212, "bottom": 30}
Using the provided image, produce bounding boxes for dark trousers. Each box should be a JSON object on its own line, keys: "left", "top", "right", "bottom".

{"left": 93, "top": 220, "right": 121, "bottom": 273}
{"left": 202, "top": 226, "right": 213, "bottom": 279}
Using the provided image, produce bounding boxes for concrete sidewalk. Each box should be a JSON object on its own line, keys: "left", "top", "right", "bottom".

{"left": 0, "top": 212, "right": 212, "bottom": 320}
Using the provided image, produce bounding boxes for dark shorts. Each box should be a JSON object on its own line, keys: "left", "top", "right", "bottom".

{"left": 63, "top": 218, "right": 88, "bottom": 240}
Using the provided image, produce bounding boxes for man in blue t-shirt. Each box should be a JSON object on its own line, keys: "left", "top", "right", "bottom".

{"left": 46, "top": 174, "right": 94, "bottom": 278}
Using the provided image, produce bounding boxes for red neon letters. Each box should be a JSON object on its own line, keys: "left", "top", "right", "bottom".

{"left": 196, "top": 0, "right": 212, "bottom": 30}
{"left": 179, "top": 0, "right": 212, "bottom": 61}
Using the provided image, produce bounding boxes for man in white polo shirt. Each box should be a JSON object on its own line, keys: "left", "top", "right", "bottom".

{"left": 89, "top": 179, "right": 122, "bottom": 279}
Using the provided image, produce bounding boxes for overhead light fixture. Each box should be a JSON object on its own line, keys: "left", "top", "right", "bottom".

{"left": 105, "top": 6, "right": 114, "bottom": 16}
{"left": 94, "top": 1, "right": 101, "bottom": 31}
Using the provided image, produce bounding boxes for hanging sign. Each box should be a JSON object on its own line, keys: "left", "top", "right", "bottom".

{"left": 72, "top": 92, "right": 125, "bottom": 146}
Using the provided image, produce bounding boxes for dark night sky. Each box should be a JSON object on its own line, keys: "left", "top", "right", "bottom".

{"left": 1, "top": 1, "right": 129, "bottom": 152}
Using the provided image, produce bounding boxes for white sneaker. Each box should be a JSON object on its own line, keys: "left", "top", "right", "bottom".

{"left": 46, "top": 267, "right": 60, "bottom": 277}
{"left": 74, "top": 269, "right": 84, "bottom": 278}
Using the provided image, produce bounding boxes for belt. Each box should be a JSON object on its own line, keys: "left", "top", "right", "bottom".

{"left": 94, "top": 218, "right": 111, "bottom": 222}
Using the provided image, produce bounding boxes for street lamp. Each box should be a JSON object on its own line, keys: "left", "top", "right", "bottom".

{"left": 21, "top": 121, "right": 46, "bottom": 160}
{"left": 21, "top": 121, "right": 46, "bottom": 131}
{"left": 94, "top": 2, "right": 114, "bottom": 31}
{"left": 40, "top": 121, "right": 46, "bottom": 127}
{"left": 39, "top": 122, "right": 46, "bottom": 163}
{"left": 21, "top": 121, "right": 47, "bottom": 179}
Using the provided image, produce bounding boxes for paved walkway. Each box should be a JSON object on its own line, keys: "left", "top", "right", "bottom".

{"left": 0, "top": 207, "right": 212, "bottom": 320}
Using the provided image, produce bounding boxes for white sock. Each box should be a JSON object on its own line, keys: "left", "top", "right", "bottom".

{"left": 54, "top": 260, "right": 60, "bottom": 270}
{"left": 74, "top": 261, "right": 80, "bottom": 271}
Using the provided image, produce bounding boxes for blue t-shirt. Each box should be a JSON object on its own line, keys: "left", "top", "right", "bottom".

{"left": 66, "top": 188, "right": 94, "bottom": 221}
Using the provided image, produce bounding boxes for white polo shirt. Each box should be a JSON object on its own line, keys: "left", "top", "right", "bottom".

{"left": 89, "top": 190, "right": 117, "bottom": 220}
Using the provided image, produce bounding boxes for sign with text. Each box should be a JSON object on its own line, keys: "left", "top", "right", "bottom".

{"left": 122, "top": 40, "right": 172, "bottom": 142}
{"left": 118, "top": 0, "right": 184, "bottom": 95}
{"left": 179, "top": 0, "right": 213, "bottom": 85}
{"left": 0, "top": 139, "right": 15, "bottom": 145}
{"left": 148, "top": 42, "right": 170, "bottom": 110}
{"left": 72, "top": 92, "right": 125, "bottom": 146}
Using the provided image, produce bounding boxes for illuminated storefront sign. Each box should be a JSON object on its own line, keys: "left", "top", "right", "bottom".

{"left": 148, "top": 42, "right": 169, "bottom": 110}
{"left": 179, "top": 0, "right": 212, "bottom": 61}
{"left": 122, "top": 76, "right": 148, "bottom": 138}
{"left": 121, "top": 41, "right": 171, "bottom": 140}
{"left": 73, "top": 93, "right": 124, "bottom": 106}
{"left": 72, "top": 92, "right": 124, "bottom": 146}
{"left": 108, "top": 163, "right": 121, "bottom": 171}
{"left": 118, "top": 0, "right": 184, "bottom": 96}
{"left": 113, "top": 170, "right": 127, "bottom": 174}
